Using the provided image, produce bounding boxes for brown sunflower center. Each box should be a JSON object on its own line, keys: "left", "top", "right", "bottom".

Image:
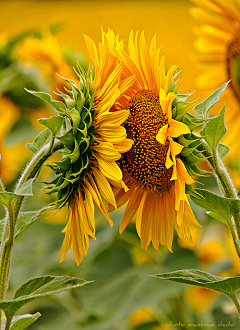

{"left": 121, "top": 89, "right": 173, "bottom": 192}
{"left": 227, "top": 30, "right": 240, "bottom": 103}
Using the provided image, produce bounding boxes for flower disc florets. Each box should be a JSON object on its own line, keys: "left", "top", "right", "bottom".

{"left": 121, "top": 89, "right": 173, "bottom": 192}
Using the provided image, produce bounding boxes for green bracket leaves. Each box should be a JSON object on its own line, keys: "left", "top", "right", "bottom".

{"left": 0, "top": 275, "right": 91, "bottom": 318}
{"left": 0, "top": 178, "right": 34, "bottom": 209}
{"left": 187, "top": 187, "right": 240, "bottom": 225}
{"left": 0, "top": 210, "right": 43, "bottom": 245}
{"left": 4, "top": 312, "right": 41, "bottom": 330}
{"left": 152, "top": 269, "right": 240, "bottom": 312}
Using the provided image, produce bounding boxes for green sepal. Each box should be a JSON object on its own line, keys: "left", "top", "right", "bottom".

{"left": 183, "top": 161, "right": 210, "bottom": 177}
{"left": 76, "top": 90, "right": 85, "bottom": 113}
{"left": 174, "top": 92, "right": 195, "bottom": 121}
{"left": 193, "top": 82, "right": 229, "bottom": 118}
{"left": 70, "top": 154, "right": 89, "bottom": 178}
{"left": 178, "top": 134, "right": 199, "bottom": 147}
{"left": 79, "top": 137, "right": 90, "bottom": 154}
{"left": 25, "top": 89, "right": 67, "bottom": 114}
{"left": 184, "top": 151, "right": 204, "bottom": 165}
{"left": 181, "top": 146, "right": 199, "bottom": 157}
{"left": 54, "top": 157, "right": 72, "bottom": 172}
{"left": 38, "top": 116, "right": 65, "bottom": 136}
{"left": 67, "top": 108, "right": 81, "bottom": 135}
{"left": 183, "top": 113, "right": 205, "bottom": 131}
{"left": 65, "top": 139, "right": 80, "bottom": 164}
{"left": 56, "top": 129, "right": 75, "bottom": 151}
{"left": 54, "top": 90, "right": 76, "bottom": 110}
{"left": 77, "top": 122, "right": 88, "bottom": 138}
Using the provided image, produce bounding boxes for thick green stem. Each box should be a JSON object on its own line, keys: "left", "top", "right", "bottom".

{"left": 0, "top": 179, "right": 4, "bottom": 192}
{"left": 0, "top": 139, "right": 63, "bottom": 327}
{"left": 197, "top": 138, "right": 240, "bottom": 258}
{"left": 0, "top": 204, "right": 14, "bottom": 329}
{"left": 230, "top": 295, "right": 240, "bottom": 318}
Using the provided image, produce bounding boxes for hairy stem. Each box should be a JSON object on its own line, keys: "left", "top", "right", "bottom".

{"left": 197, "top": 138, "right": 240, "bottom": 258}
{"left": 230, "top": 295, "right": 240, "bottom": 319}
{"left": 0, "top": 139, "right": 63, "bottom": 327}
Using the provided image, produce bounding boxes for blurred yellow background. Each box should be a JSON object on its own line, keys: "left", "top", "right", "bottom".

{"left": 0, "top": 0, "right": 200, "bottom": 95}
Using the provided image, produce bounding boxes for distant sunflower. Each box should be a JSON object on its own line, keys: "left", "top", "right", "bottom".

{"left": 191, "top": 0, "right": 240, "bottom": 155}
{"left": 30, "top": 36, "right": 135, "bottom": 265}
{"left": 85, "top": 29, "right": 201, "bottom": 251}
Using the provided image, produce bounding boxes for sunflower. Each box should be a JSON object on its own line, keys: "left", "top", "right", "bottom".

{"left": 29, "top": 39, "right": 135, "bottom": 265}
{"left": 85, "top": 29, "right": 201, "bottom": 252}
{"left": 190, "top": 0, "right": 240, "bottom": 156}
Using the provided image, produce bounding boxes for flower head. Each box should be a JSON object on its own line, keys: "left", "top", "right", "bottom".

{"left": 86, "top": 29, "right": 202, "bottom": 251}
{"left": 190, "top": 0, "right": 240, "bottom": 156}
{"left": 32, "top": 41, "right": 135, "bottom": 265}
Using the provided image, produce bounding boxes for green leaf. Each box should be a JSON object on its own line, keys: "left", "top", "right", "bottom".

{"left": 188, "top": 188, "right": 240, "bottom": 225}
{"left": 15, "top": 178, "right": 34, "bottom": 197}
{"left": 38, "top": 116, "right": 65, "bottom": 135}
{"left": 10, "top": 312, "right": 41, "bottom": 330}
{"left": 206, "top": 211, "right": 227, "bottom": 225}
{"left": 25, "top": 89, "right": 66, "bottom": 114}
{"left": 26, "top": 129, "right": 51, "bottom": 154}
{"left": 0, "top": 275, "right": 91, "bottom": 318}
{"left": 193, "top": 82, "right": 229, "bottom": 118}
{"left": 200, "top": 106, "right": 226, "bottom": 152}
{"left": 218, "top": 143, "right": 230, "bottom": 159}
{"left": 14, "top": 210, "right": 43, "bottom": 243}
{"left": 0, "top": 192, "right": 19, "bottom": 208}
{"left": 152, "top": 269, "right": 240, "bottom": 299}
{"left": 0, "top": 179, "right": 34, "bottom": 210}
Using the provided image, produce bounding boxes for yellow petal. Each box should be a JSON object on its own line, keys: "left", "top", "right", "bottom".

{"left": 96, "top": 110, "right": 130, "bottom": 126}
{"left": 184, "top": 199, "right": 202, "bottom": 228}
{"left": 82, "top": 183, "right": 96, "bottom": 235}
{"left": 83, "top": 34, "right": 99, "bottom": 75}
{"left": 140, "top": 192, "right": 154, "bottom": 250}
{"left": 168, "top": 119, "right": 191, "bottom": 138}
{"left": 78, "top": 190, "right": 95, "bottom": 239}
{"left": 119, "top": 187, "right": 144, "bottom": 234}
{"left": 169, "top": 138, "right": 184, "bottom": 157}
{"left": 114, "top": 138, "right": 134, "bottom": 153}
{"left": 92, "top": 167, "right": 117, "bottom": 209}
{"left": 156, "top": 124, "right": 168, "bottom": 144}
{"left": 176, "top": 158, "right": 194, "bottom": 185}
{"left": 170, "top": 156, "right": 177, "bottom": 181}
{"left": 165, "top": 146, "right": 174, "bottom": 169}
{"left": 136, "top": 190, "right": 147, "bottom": 238}
{"left": 86, "top": 174, "right": 113, "bottom": 227}
{"left": 96, "top": 61, "right": 123, "bottom": 100}
{"left": 162, "top": 192, "right": 174, "bottom": 251}
{"left": 92, "top": 141, "right": 121, "bottom": 162}
{"left": 96, "top": 125, "right": 127, "bottom": 144}
{"left": 95, "top": 155, "right": 123, "bottom": 182}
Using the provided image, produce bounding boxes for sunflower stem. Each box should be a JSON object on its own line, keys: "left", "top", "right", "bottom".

{"left": 0, "top": 139, "right": 63, "bottom": 326}
{"left": 197, "top": 138, "right": 240, "bottom": 259}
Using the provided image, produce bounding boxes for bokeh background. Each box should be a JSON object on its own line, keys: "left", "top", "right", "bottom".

{"left": 0, "top": 1, "right": 239, "bottom": 329}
